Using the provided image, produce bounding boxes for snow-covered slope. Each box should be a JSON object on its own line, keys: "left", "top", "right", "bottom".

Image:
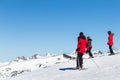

{"left": 1, "top": 50, "right": 120, "bottom": 80}
{"left": 0, "top": 54, "right": 69, "bottom": 79}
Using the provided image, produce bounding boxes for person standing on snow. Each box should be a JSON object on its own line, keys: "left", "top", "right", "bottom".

{"left": 86, "top": 36, "right": 94, "bottom": 58}
{"left": 76, "top": 32, "right": 87, "bottom": 69}
{"left": 107, "top": 31, "right": 115, "bottom": 55}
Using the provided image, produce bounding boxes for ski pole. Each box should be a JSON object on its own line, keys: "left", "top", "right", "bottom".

{"left": 90, "top": 58, "right": 100, "bottom": 69}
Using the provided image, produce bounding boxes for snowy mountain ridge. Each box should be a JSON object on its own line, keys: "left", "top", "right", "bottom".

{"left": 0, "top": 53, "right": 69, "bottom": 79}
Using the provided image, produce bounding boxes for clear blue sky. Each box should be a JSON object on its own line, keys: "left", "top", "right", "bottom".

{"left": 0, "top": 0, "right": 120, "bottom": 61}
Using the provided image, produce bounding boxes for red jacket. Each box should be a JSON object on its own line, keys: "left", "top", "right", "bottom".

{"left": 107, "top": 33, "right": 114, "bottom": 46}
{"left": 77, "top": 36, "right": 87, "bottom": 53}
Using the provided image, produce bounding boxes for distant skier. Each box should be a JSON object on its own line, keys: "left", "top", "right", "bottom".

{"left": 107, "top": 31, "right": 115, "bottom": 55}
{"left": 76, "top": 32, "right": 87, "bottom": 69}
{"left": 86, "top": 36, "right": 94, "bottom": 58}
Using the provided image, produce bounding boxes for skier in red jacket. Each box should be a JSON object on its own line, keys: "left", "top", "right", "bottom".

{"left": 107, "top": 31, "right": 115, "bottom": 55}
{"left": 76, "top": 32, "right": 87, "bottom": 69}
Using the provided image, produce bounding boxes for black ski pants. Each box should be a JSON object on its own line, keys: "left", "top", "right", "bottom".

{"left": 76, "top": 53, "right": 83, "bottom": 68}
{"left": 86, "top": 47, "right": 93, "bottom": 57}
{"left": 109, "top": 45, "right": 114, "bottom": 54}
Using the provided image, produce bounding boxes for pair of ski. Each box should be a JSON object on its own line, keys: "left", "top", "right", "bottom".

{"left": 59, "top": 67, "right": 87, "bottom": 71}
{"left": 73, "top": 67, "right": 87, "bottom": 71}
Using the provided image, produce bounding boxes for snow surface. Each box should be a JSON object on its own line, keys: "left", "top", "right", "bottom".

{"left": 1, "top": 50, "right": 120, "bottom": 80}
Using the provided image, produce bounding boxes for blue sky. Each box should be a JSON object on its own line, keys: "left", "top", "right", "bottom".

{"left": 0, "top": 0, "right": 120, "bottom": 61}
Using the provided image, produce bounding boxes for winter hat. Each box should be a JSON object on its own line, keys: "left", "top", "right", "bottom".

{"left": 79, "top": 32, "right": 83, "bottom": 36}
{"left": 87, "top": 36, "right": 90, "bottom": 39}
{"left": 108, "top": 31, "right": 111, "bottom": 34}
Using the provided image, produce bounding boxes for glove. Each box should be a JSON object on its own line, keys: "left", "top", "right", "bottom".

{"left": 76, "top": 48, "right": 79, "bottom": 51}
